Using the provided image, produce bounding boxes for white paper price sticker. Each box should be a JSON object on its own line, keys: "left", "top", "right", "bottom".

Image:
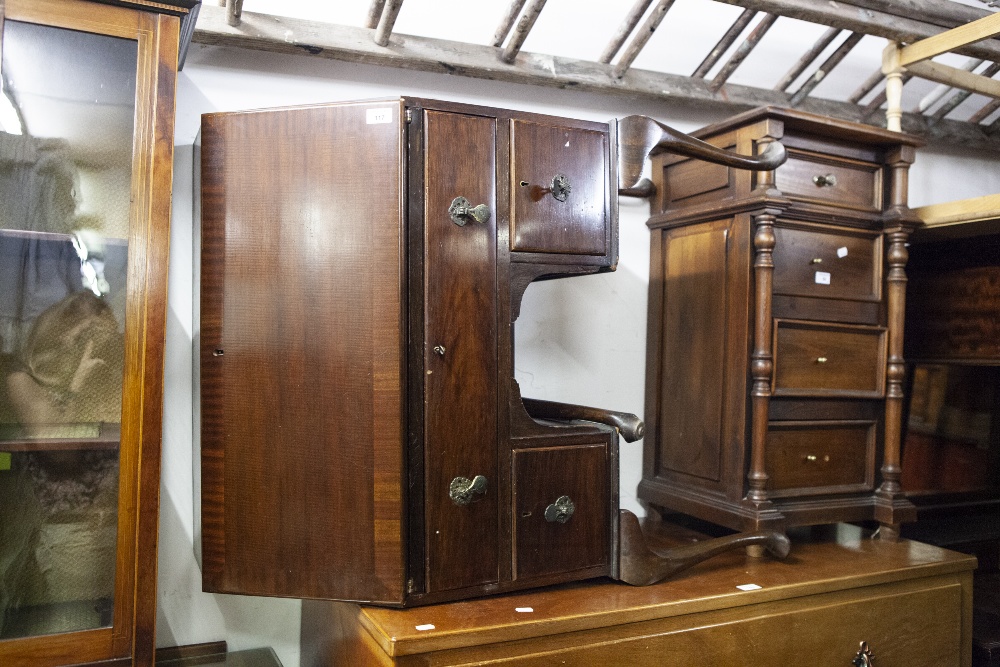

{"left": 415, "top": 624, "right": 436, "bottom": 631}
{"left": 736, "top": 583, "right": 762, "bottom": 591}
{"left": 837, "top": 246, "right": 849, "bottom": 258}
{"left": 815, "top": 271, "right": 831, "bottom": 285}
{"left": 366, "top": 108, "right": 393, "bottom": 124}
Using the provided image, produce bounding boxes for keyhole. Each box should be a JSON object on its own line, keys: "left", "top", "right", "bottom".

{"left": 213, "top": 349, "right": 225, "bottom": 357}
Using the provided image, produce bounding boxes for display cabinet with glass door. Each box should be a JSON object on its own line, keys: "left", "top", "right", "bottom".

{"left": 0, "top": 0, "right": 184, "bottom": 664}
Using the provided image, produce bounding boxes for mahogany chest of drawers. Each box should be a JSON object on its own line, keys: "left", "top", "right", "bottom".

{"left": 302, "top": 524, "right": 976, "bottom": 666}
{"left": 638, "top": 107, "right": 924, "bottom": 537}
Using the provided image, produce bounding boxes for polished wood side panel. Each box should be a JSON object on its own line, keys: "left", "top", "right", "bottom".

{"left": 200, "top": 102, "right": 406, "bottom": 603}
{"left": 662, "top": 155, "right": 731, "bottom": 206}
{"left": 656, "top": 221, "right": 730, "bottom": 482}
{"left": 772, "top": 320, "right": 886, "bottom": 397}
{"left": 422, "top": 110, "right": 499, "bottom": 593}
{"left": 512, "top": 444, "right": 609, "bottom": 580}
{"left": 775, "top": 149, "right": 881, "bottom": 212}
{"left": 765, "top": 421, "right": 875, "bottom": 495}
{"left": 772, "top": 224, "right": 880, "bottom": 303}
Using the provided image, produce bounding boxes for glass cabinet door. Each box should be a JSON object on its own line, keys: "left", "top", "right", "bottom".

{"left": 0, "top": 17, "right": 136, "bottom": 640}
{"left": 0, "top": 1, "right": 179, "bottom": 664}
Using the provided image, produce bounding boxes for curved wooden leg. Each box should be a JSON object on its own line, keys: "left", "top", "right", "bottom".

{"left": 617, "top": 510, "right": 791, "bottom": 587}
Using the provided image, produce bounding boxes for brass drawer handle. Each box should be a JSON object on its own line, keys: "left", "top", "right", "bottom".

{"left": 544, "top": 495, "right": 575, "bottom": 523}
{"left": 813, "top": 173, "right": 838, "bottom": 187}
{"left": 803, "top": 454, "right": 831, "bottom": 463}
{"left": 550, "top": 174, "right": 572, "bottom": 202}
{"left": 816, "top": 356, "right": 828, "bottom": 364}
{"left": 449, "top": 196, "right": 491, "bottom": 226}
{"left": 810, "top": 257, "right": 823, "bottom": 264}
{"left": 449, "top": 475, "right": 487, "bottom": 506}
{"left": 851, "top": 641, "right": 874, "bottom": 667}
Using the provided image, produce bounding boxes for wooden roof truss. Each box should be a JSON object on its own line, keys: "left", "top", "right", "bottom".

{"left": 197, "top": 0, "right": 1000, "bottom": 150}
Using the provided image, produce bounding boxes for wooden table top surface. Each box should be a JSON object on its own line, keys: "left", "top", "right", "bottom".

{"left": 354, "top": 523, "right": 977, "bottom": 657}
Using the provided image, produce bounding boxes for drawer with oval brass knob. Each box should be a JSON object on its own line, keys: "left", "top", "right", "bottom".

{"left": 774, "top": 148, "right": 881, "bottom": 212}
{"left": 772, "top": 319, "right": 886, "bottom": 398}
{"left": 765, "top": 420, "right": 876, "bottom": 496}
{"left": 512, "top": 442, "right": 611, "bottom": 581}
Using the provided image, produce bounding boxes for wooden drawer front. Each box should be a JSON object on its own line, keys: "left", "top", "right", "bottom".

{"left": 775, "top": 148, "right": 881, "bottom": 212}
{"left": 773, "top": 320, "right": 886, "bottom": 397}
{"left": 766, "top": 421, "right": 875, "bottom": 495}
{"left": 772, "top": 225, "right": 881, "bottom": 303}
{"left": 510, "top": 119, "right": 608, "bottom": 256}
{"left": 512, "top": 445, "right": 609, "bottom": 581}
{"left": 423, "top": 110, "right": 500, "bottom": 593}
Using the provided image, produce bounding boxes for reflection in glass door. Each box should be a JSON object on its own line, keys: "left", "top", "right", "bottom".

{"left": 0, "top": 19, "right": 137, "bottom": 639}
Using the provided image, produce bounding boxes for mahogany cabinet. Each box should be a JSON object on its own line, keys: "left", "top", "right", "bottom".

{"left": 638, "top": 107, "right": 923, "bottom": 538}
{"left": 199, "top": 99, "right": 629, "bottom": 607}
{"left": 0, "top": 0, "right": 185, "bottom": 665}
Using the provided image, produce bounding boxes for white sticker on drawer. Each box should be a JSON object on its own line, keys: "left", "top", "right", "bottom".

{"left": 515, "top": 607, "right": 534, "bottom": 613}
{"left": 815, "top": 271, "right": 831, "bottom": 285}
{"left": 837, "top": 246, "right": 849, "bottom": 258}
{"left": 415, "top": 624, "right": 436, "bottom": 631}
{"left": 737, "top": 583, "right": 762, "bottom": 591}
{"left": 366, "top": 108, "right": 393, "bottom": 124}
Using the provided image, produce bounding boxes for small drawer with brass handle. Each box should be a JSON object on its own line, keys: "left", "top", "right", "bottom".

{"left": 512, "top": 443, "right": 610, "bottom": 580}
{"left": 774, "top": 148, "right": 880, "bottom": 212}
{"left": 771, "top": 224, "right": 881, "bottom": 304}
{"left": 772, "top": 319, "right": 886, "bottom": 398}
{"left": 765, "top": 420, "right": 875, "bottom": 496}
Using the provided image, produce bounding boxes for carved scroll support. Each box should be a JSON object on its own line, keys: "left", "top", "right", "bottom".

{"left": 618, "top": 510, "right": 790, "bottom": 586}
{"left": 617, "top": 114, "right": 787, "bottom": 193}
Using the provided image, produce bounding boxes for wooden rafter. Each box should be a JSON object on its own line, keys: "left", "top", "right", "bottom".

{"left": 788, "top": 32, "right": 863, "bottom": 106}
{"left": 190, "top": 3, "right": 1000, "bottom": 151}
{"left": 500, "top": 0, "right": 547, "bottom": 63}
{"left": 492, "top": 0, "right": 527, "bottom": 47}
{"left": 708, "top": 12, "right": 777, "bottom": 91}
{"left": 600, "top": 0, "right": 654, "bottom": 64}
{"left": 373, "top": 0, "right": 405, "bottom": 47}
{"left": 970, "top": 97, "right": 1000, "bottom": 124}
{"left": 898, "top": 12, "right": 1000, "bottom": 67}
{"left": 611, "top": 0, "right": 677, "bottom": 78}
{"left": 930, "top": 62, "right": 1000, "bottom": 121}
{"left": 915, "top": 58, "right": 983, "bottom": 113}
{"left": 774, "top": 27, "right": 840, "bottom": 92}
{"left": 692, "top": 8, "right": 756, "bottom": 79}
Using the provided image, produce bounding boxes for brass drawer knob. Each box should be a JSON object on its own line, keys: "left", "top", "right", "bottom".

{"left": 851, "top": 641, "right": 874, "bottom": 667}
{"left": 550, "top": 174, "right": 572, "bottom": 202}
{"left": 816, "top": 356, "right": 828, "bottom": 364}
{"left": 544, "top": 495, "right": 575, "bottom": 523}
{"left": 449, "top": 475, "right": 488, "bottom": 506}
{"left": 813, "top": 173, "right": 838, "bottom": 187}
{"left": 449, "top": 196, "right": 491, "bottom": 226}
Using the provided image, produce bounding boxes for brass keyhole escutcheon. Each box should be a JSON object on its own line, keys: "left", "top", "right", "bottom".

{"left": 544, "top": 495, "right": 575, "bottom": 523}
{"left": 449, "top": 475, "right": 487, "bottom": 506}
{"left": 449, "top": 196, "right": 491, "bottom": 226}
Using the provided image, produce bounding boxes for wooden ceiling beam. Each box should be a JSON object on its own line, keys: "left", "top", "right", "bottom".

{"left": 969, "top": 97, "right": 1000, "bottom": 124}
{"left": 492, "top": 0, "right": 527, "bottom": 47}
{"left": 788, "top": 31, "right": 863, "bottom": 106}
{"left": 774, "top": 27, "right": 840, "bottom": 92}
{"left": 191, "top": 4, "right": 1000, "bottom": 151}
{"left": 500, "top": 0, "right": 547, "bottom": 63}
{"left": 712, "top": 0, "right": 1000, "bottom": 62}
{"left": 898, "top": 12, "right": 1000, "bottom": 67}
{"left": 844, "top": 0, "right": 995, "bottom": 29}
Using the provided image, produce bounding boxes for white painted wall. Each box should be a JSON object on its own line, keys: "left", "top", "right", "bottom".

{"left": 157, "top": 29, "right": 1000, "bottom": 667}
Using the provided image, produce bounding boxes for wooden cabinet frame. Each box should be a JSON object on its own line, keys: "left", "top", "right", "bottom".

{"left": 0, "top": 1, "right": 178, "bottom": 664}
